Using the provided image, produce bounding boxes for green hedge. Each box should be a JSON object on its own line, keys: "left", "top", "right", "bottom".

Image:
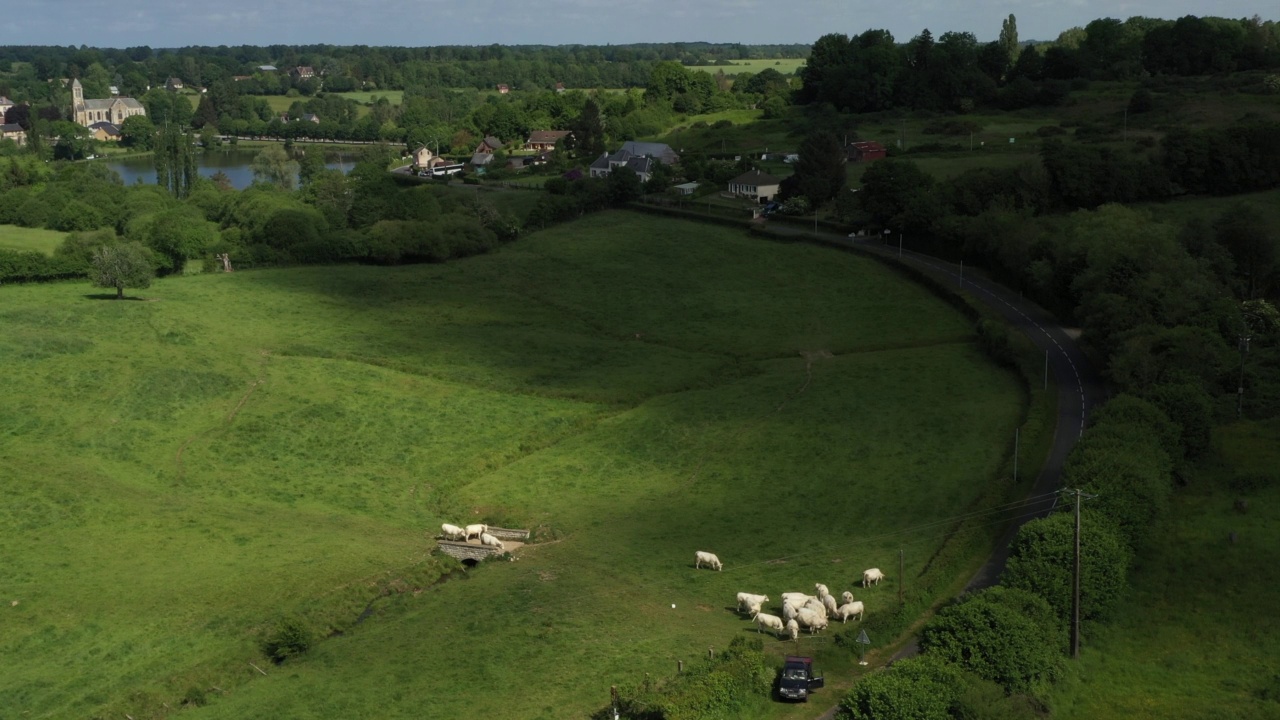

{"left": 597, "top": 636, "right": 773, "bottom": 720}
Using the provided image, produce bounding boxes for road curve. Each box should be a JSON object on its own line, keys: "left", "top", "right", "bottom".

{"left": 757, "top": 228, "right": 1103, "bottom": 720}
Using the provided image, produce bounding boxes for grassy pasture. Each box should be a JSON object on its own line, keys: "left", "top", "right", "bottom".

{"left": 687, "top": 58, "right": 807, "bottom": 75}
{"left": 0, "top": 212, "right": 1026, "bottom": 719}
{"left": 0, "top": 224, "right": 66, "bottom": 255}
{"left": 1047, "top": 419, "right": 1280, "bottom": 720}
{"left": 333, "top": 90, "right": 404, "bottom": 106}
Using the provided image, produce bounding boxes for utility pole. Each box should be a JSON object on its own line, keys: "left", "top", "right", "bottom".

{"left": 1014, "top": 427, "right": 1020, "bottom": 481}
{"left": 1071, "top": 487, "right": 1081, "bottom": 659}
{"left": 1044, "top": 349, "right": 1049, "bottom": 391}
{"left": 898, "top": 548, "right": 904, "bottom": 607}
{"left": 1237, "top": 334, "right": 1252, "bottom": 418}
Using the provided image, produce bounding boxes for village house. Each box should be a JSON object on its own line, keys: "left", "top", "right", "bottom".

{"left": 475, "top": 136, "right": 504, "bottom": 155}
{"left": 554, "top": 82, "right": 565, "bottom": 93}
{"left": 70, "top": 79, "right": 145, "bottom": 128}
{"left": 165, "top": 77, "right": 184, "bottom": 92}
{"left": 523, "top": 130, "right": 572, "bottom": 153}
{"left": 290, "top": 66, "right": 316, "bottom": 81}
{"left": 496, "top": 84, "right": 510, "bottom": 94}
{"left": 88, "top": 122, "right": 122, "bottom": 142}
{"left": 300, "top": 113, "right": 321, "bottom": 124}
{"left": 727, "top": 168, "right": 781, "bottom": 202}
{"left": 0, "top": 96, "right": 13, "bottom": 116}
{"left": 256, "top": 65, "right": 278, "bottom": 72}
{"left": 846, "top": 140, "right": 887, "bottom": 162}
{"left": 1, "top": 123, "right": 27, "bottom": 146}
{"left": 412, "top": 145, "right": 451, "bottom": 170}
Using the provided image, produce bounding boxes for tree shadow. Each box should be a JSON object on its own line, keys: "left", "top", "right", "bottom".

{"left": 82, "top": 294, "right": 150, "bottom": 301}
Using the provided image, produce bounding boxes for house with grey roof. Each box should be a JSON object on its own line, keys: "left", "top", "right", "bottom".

{"left": 618, "top": 141, "right": 679, "bottom": 165}
{"left": 588, "top": 148, "right": 660, "bottom": 183}
{"left": 1, "top": 123, "right": 27, "bottom": 146}
{"left": 727, "top": 169, "right": 782, "bottom": 202}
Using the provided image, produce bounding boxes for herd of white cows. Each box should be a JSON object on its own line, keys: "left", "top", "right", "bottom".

{"left": 696, "top": 551, "right": 884, "bottom": 640}
{"left": 440, "top": 523, "right": 506, "bottom": 551}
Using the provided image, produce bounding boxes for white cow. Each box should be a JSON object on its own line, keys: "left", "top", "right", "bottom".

{"left": 815, "top": 583, "right": 830, "bottom": 599}
{"left": 781, "top": 592, "right": 817, "bottom": 605}
{"left": 695, "top": 551, "right": 722, "bottom": 571}
{"left": 785, "top": 618, "right": 800, "bottom": 641}
{"left": 795, "top": 608, "right": 828, "bottom": 634}
{"left": 465, "top": 523, "right": 488, "bottom": 541}
{"left": 782, "top": 602, "right": 799, "bottom": 623}
{"left": 803, "top": 597, "right": 828, "bottom": 618}
{"left": 754, "top": 611, "right": 785, "bottom": 635}
{"left": 440, "top": 523, "right": 465, "bottom": 541}
{"left": 834, "top": 601, "right": 865, "bottom": 623}
{"left": 842, "top": 591, "right": 855, "bottom": 605}
{"left": 479, "top": 532, "right": 505, "bottom": 551}
{"left": 737, "top": 593, "right": 770, "bottom": 613}
{"left": 862, "top": 568, "right": 885, "bottom": 587}
{"left": 822, "top": 593, "right": 839, "bottom": 615}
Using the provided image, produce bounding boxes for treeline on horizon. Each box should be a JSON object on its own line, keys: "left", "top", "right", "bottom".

{"left": 0, "top": 42, "right": 810, "bottom": 98}
{"left": 799, "top": 14, "right": 1280, "bottom": 114}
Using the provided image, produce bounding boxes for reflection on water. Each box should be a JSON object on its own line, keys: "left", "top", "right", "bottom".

{"left": 101, "top": 148, "right": 355, "bottom": 190}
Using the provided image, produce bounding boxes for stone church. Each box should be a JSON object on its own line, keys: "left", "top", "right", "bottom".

{"left": 71, "top": 79, "right": 146, "bottom": 127}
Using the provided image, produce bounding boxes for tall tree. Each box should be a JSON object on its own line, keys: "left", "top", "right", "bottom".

{"left": 571, "top": 98, "right": 606, "bottom": 159}
{"left": 250, "top": 145, "right": 300, "bottom": 191}
{"left": 154, "top": 123, "right": 197, "bottom": 198}
{"left": 999, "top": 14, "right": 1020, "bottom": 63}
{"left": 783, "top": 131, "right": 846, "bottom": 207}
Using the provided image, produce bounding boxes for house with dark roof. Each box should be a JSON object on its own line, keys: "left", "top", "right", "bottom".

{"left": 476, "top": 137, "right": 504, "bottom": 154}
{"left": 523, "top": 130, "right": 572, "bottom": 152}
{"left": 290, "top": 66, "right": 316, "bottom": 81}
{"left": 0, "top": 123, "right": 27, "bottom": 146}
{"left": 470, "top": 152, "right": 495, "bottom": 168}
{"left": 554, "top": 82, "right": 565, "bottom": 93}
{"left": 846, "top": 140, "right": 887, "bottom": 162}
{"left": 588, "top": 149, "right": 659, "bottom": 183}
{"left": 88, "top": 122, "right": 122, "bottom": 142}
{"left": 165, "top": 77, "right": 184, "bottom": 92}
{"left": 496, "top": 84, "right": 510, "bottom": 94}
{"left": 300, "top": 113, "right": 321, "bottom": 124}
{"left": 727, "top": 169, "right": 782, "bottom": 202}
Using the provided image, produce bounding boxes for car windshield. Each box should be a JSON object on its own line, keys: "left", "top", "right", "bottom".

{"left": 784, "top": 669, "right": 806, "bottom": 680}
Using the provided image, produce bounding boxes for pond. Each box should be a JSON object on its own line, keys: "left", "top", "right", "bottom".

{"left": 100, "top": 148, "right": 356, "bottom": 190}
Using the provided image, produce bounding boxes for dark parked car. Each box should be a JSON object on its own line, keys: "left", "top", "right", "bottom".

{"left": 777, "top": 655, "right": 825, "bottom": 702}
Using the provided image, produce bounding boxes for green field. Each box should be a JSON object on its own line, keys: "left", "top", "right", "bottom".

{"left": 334, "top": 90, "right": 404, "bottom": 106}
{"left": 0, "top": 212, "right": 1026, "bottom": 719}
{"left": 0, "top": 224, "right": 67, "bottom": 255}
{"left": 1048, "top": 419, "right": 1280, "bottom": 720}
{"left": 687, "top": 58, "right": 807, "bottom": 75}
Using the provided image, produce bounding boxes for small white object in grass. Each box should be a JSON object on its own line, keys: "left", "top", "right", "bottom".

{"left": 671, "top": 604, "right": 676, "bottom": 609}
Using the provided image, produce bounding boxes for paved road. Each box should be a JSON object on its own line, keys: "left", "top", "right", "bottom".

{"left": 757, "top": 227, "right": 1104, "bottom": 720}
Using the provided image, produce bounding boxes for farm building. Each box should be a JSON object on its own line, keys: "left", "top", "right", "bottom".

{"left": 846, "top": 141, "right": 887, "bottom": 162}
{"left": 476, "top": 136, "right": 504, "bottom": 155}
{"left": 727, "top": 169, "right": 782, "bottom": 202}
{"left": 1, "top": 123, "right": 26, "bottom": 146}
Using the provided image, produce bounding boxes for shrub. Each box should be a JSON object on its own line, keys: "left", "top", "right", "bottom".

{"left": 1142, "top": 382, "right": 1213, "bottom": 458}
{"left": 712, "top": 119, "right": 733, "bottom": 129}
{"left": 1061, "top": 426, "right": 1173, "bottom": 549}
{"left": 838, "top": 656, "right": 962, "bottom": 720}
{"left": 1036, "top": 125, "right": 1067, "bottom": 137}
{"left": 261, "top": 616, "right": 313, "bottom": 664}
{"left": 920, "top": 586, "right": 1065, "bottom": 695}
{"left": 1003, "top": 510, "right": 1132, "bottom": 622}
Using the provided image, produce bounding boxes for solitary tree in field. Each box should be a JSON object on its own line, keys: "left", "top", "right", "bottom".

{"left": 91, "top": 242, "right": 154, "bottom": 299}
{"left": 999, "top": 14, "right": 1020, "bottom": 63}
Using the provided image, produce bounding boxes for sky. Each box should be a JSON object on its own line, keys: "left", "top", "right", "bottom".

{"left": 5, "top": 0, "right": 1277, "bottom": 49}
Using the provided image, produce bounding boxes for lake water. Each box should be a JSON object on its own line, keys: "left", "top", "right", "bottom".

{"left": 101, "top": 149, "right": 355, "bottom": 190}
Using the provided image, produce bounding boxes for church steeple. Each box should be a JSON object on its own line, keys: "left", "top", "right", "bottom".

{"left": 71, "top": 78, "right": 85, "bottom": 124}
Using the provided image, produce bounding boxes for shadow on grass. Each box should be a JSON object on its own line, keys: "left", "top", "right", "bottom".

{"left": 83, "top": 294, "right": 150, "bottom": 301}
